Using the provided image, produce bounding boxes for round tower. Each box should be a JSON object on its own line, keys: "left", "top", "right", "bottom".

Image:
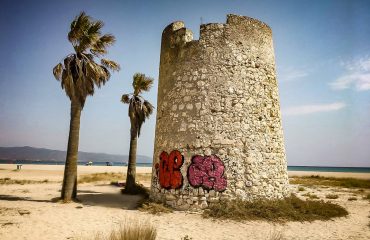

{"left": 150, "top": 14, "right": 289, "bottom": 210}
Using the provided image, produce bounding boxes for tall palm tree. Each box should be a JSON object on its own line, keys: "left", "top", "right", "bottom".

{"left": 53, "top": 12, "right": 120, "bottom": 202}
{"left": 121, "top": 73, "right": 154, "bottom": 193}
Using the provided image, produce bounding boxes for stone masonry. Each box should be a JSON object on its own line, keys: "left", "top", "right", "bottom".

{"left": 150, "top": 14, "right": 290, "bottom": 210}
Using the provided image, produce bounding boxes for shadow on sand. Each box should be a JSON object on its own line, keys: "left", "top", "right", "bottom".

{"left": 0, "top": 195, "right": 60, "bottom": 203}
{"left": 78, "top": 191, "right": 144, "bottom": 210}
{"left": 0, "top": 186, "right": 145, "bottom": 210}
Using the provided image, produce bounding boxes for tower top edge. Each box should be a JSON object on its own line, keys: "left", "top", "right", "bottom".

{"left": 163, "top": 14, "right": 271, "bottom": 35}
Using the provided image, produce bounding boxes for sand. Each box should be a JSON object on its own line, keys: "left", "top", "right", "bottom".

{"left": 288, "top": 171, "right": 370, "bottom": 179}
{"left": 0, "top": 164, "right": 369, "bottom": 240}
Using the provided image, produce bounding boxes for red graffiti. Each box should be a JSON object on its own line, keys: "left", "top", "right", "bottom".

{"left": 155, "top": 150, "right": 184, "bottom": 189}
{"left": 188, "top": 155, "right": 227, "bottom": 192}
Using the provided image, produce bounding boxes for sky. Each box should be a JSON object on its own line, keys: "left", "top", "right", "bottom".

{"left": 0, "top": 0, "right": 369, "bottom": 167}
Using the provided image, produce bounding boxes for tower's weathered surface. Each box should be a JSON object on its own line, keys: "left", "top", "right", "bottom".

{"left": 150, "top": 14, "right": 289, "bottom": 210}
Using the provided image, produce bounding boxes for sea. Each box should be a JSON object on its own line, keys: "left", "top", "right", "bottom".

{"left": 0, "top": 160, "right": 369, "bottom": 173}
{"left": 0, "top": 160, "right": 151, "bottom": 167}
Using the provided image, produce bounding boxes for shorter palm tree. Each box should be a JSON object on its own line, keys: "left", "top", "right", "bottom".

{"left": 121, "top": 73, "right": 154, "bottom": 193}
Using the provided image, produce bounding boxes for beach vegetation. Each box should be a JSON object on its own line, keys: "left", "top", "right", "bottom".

{"left": 290, "top": 175, "right": 370, "bottom": 189}
{"left": 121, "top": 183, "right": 150, "bottom": 198}
{"left": 0, "top": 178, "right": 50, "bottom": 185}
{"left": 53, "top": 12, "right": 120, "bottom": 202}
{"left": 325, "top": 194, "right": 339, "bottom": 199}
{"left": 138, "top": 199, "right": 173, "bottom": 215}
{"left": 78, "top": 172, "right": 123, "bottom": 184}
{"left": 121, "top": 73, "right": 154, "bottom": 194}
{"left": 298, "top": 186, "right": 305, "bottom": 191}
{"left": 181, "top": 235, "right": 193, "bottom": 240}
{"left": 347, "top": 197, "right": 357, "bottom": 201}
{"left": 92, "top": 218, "right": 156, "bottom": 240}
{"left": 202, "top": 195, "right": 348, "bottom": 222}
{"left": 268, "top": 230, "right": 285, "bottom": 240}
{"left": 302, "top": 193, "right": 319, "bottom": 199}
{"left": 363, "top": 193, "right": 370, "bottom": 200}
{"left": 78, "top": 172, "right": 151, "bottom": 184}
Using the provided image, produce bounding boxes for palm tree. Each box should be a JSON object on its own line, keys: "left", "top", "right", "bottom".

{"left": 53, "top": 12, "right": 120, "bottom": 202}
{"left": 121, "top": 73, "right": 154, "bottom": 193}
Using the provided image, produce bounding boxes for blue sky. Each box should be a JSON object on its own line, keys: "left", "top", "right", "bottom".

{"left": 0, "top": 0, "right": 369, "bottom": 167}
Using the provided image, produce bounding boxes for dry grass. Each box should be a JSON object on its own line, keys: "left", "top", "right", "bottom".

{"left": 348, "top": 197, "right": 357, "bottom": 201}
{"left": 138, "top": 200, "right": 173, "bottom": 215}
{"left": 1, "top": 221, "right": 15, "bottom": 227}
{"left": 290, "top": 175, "right": 370, "bottom": 189}
{"left": 78, "top": 172, "right": 123, "bottom": 183}
{"left": 268, "top": 229, "right": 285, "bottom": 240}
{"left": 325, "top": 194, "right": 339, "bottom": 199}
{"left": 121, "top": 183, "right": 150, "bottom": 198}
{"left": 0, "top": 207, "right": 31, "bottom": 216}
{"left": 363, "top": 193, "right": 370, "bottom": 200}
{"left": 0, "top": 177, "right": 49, "bottom": 185}
{"left": 298, "top": 186, "right": 305, "bottom": 191}
{"left": 92, "top": 218, "right": 156, "bottom": 240}
{"left": 302, "top": 193, "right": 319, "bottom": 199}
{"left": 78, "top": 172, "right": 151, "bottom": 184}
{"left": 202, "top": 195, "right": 348, "bottom": 222}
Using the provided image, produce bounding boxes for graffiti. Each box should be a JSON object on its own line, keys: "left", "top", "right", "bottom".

{"left": 155, "top": 150, "right": 184, "bottom": 189}
{"left": 187, "top": 155, "right": 227, "bottom": 191}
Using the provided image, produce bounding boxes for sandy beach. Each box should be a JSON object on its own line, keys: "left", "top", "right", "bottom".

{"left": 1, "top": 164, "right": 369, "bottom": 180}
{"left": 1, "top": 164, "right": 369, "bottom": 240}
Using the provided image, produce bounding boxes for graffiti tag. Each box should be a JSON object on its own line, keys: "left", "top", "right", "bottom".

{"left": 155, "top": 150, "right": 184, "bottom": 189}
{"left": 187, "top": 155, "right": 227, "bottom": 191}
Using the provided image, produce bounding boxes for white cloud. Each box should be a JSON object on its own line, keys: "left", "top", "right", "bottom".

{"left": 279, "top": 68, "right": 308, "bottom": 82}
{"left": 330, "top": 57, "right": 370, "bottom": 91}
{"left": 282, "top": 102, "right": 346, "bottom": 116}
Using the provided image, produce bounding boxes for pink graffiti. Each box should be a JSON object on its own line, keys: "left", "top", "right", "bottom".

{"left": 187, "top": 155, "right": 227, "bottom": 192}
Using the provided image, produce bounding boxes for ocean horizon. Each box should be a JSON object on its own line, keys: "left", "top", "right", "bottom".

{"left": 0, "top": 160, "right": 369, "bottom": 173}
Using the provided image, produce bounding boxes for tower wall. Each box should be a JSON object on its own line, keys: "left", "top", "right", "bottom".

{"left": 150, "top": 14, "right": 289, "bottom": 210}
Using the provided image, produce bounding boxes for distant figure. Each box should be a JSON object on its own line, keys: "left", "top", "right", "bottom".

{"left": 85, "top": 161, "right": 93, "bottom": 166}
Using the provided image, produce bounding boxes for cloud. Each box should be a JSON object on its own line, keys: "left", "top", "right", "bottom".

{"left": 282, "top": 102, "right": 346, "bottom": 116}
{"left": 279, "top": 68, "right": 308, "bottom": 82}
{"left": 330, "top": 57, "right": 370, "bottom": 91}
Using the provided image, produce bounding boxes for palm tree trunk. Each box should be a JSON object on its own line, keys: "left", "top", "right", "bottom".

{"left": 125, "top": 125, "right": 138, "bottom": 192}
{"left": 61, "top": 100, "right": 81, "bottom": 201}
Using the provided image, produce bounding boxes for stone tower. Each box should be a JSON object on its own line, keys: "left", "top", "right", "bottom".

{"left": 150, "top": 14, "right": 289, "bottom": 210}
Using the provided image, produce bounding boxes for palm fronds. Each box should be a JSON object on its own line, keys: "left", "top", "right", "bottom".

{"left": 121, "top": 73, "right": 154, "bottom": 137}
{"left": 132, "top": 73, "right": 154, "bottom": 95}
{"left": 122, "top": 95, "right": 154, "bottom": 137}
{"left": 53, "top": 12, "right": 120, "bottom": 107}
{"left": 121, "top": 94, "right": 130, "bottom": 104}
{"left": 101, "top": 58, "right": 120, "bottom": 71}
{"left": 91, "top": 34, "right": 116, "bottom": 56}
{"left": 68, "top": 12, "right": 91, "bottom": 45}
{"left": 128, "top": 96, "right": 154, "bottom": 136}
